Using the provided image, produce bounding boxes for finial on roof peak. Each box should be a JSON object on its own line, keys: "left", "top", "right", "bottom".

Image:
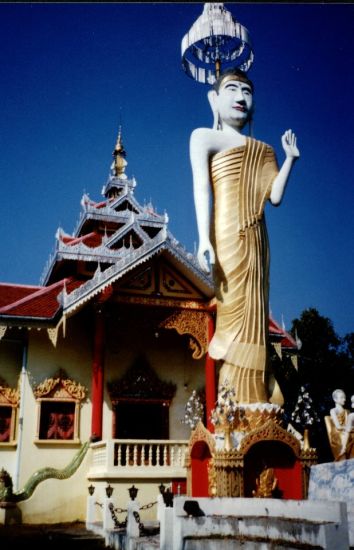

{"left": 112, "top": 126, "right": 128, "bottom": 179}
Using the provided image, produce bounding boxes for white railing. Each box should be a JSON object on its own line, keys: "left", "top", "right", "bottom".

{"left": 88, "top": 439, "right": 189, "bottom": 479}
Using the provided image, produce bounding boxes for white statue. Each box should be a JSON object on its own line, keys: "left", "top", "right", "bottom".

{"left": 189, "top": 68, "right": 299, "bottom": 404}
{"left": 341, "top": 394, "right": 354, "bottom": 458}
{"left": 329, "top": 389, "right": 348, "bottom": 430}
{"left": 325, "top": 388, "right": 350, "bottom": 460}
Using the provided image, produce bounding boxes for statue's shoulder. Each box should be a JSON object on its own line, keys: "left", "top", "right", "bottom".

{"left": 190, "top": 127, "right": 215, "bottom": 141}
{"left": 190, "top": 127, "right": 219, "bottom": 151}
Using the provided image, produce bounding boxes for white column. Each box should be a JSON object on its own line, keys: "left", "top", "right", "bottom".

{"left": 13, "top": 340, "right": 28, "bottom": 491}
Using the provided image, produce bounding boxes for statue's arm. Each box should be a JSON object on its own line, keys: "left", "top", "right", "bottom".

{"left": 270, "top": 130, "right": 300, "bottom": 206}
{"left": 190, "top": 129, "right": 215, "bottom": 273}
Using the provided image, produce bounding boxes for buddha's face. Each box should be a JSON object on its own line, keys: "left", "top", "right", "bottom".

{"left": 215, "top": 79, "right": 253, "bottom": 128}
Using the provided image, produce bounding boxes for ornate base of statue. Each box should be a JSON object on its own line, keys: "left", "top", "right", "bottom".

{"left": 186, "top": 406, "right": 318, "bottom": 500}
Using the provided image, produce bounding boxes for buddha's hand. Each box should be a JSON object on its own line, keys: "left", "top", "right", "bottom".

{"left": 197, "top": 241, "right": 215, "bottom": 274}
{"left": 282, "top": 129, "right": 300, "bottom": 160}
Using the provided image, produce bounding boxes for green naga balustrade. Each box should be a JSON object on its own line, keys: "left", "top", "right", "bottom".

{"left": 0, "top": 440, "right": 90, "bottom": 502}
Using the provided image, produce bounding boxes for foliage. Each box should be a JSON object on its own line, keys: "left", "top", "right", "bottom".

{"left": 290, "top": 307, "right": 353, "bottom": 409}
{"left": 181, "top": 390, "right": 204, "bottom": 430}
{"left": 210, "top": 381, "right": 238, "bottom": 427}
{"left": 286, "top": 308, "right": 353, "bottom": 462}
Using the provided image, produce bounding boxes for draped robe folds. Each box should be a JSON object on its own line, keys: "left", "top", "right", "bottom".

{"left": 209, "top": 137, "right": 279, "bottom": 404}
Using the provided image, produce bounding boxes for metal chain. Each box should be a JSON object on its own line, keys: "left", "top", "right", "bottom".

{"left": 133, "top": 508, "right": 160, "bottom": 537}
{"left": 108, "top": 502, "right": 127, "bottom": 529}
{"left": 95, "top": 501, "right": 103, "bottom": 508}
{"left": 111, "top": 505, "right": 128, "bottom": 514}
{"left": 106, "top": 501, "right": 158, "bottom": 535}
{"left": 139, "top": 500, "right": 157, "bottom": 510}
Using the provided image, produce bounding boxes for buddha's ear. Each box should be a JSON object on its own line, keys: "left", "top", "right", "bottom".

{"left": 208, "top": 90, "right": 220, "bottom": 130}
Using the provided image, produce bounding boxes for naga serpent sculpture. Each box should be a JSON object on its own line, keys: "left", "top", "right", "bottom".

{"left": 0, "top": 440, "right": 90, "bottom": 503}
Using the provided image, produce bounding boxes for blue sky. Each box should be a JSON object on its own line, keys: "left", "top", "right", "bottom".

{"left": 0, "top": 3, "right": 353, "bottom": 338}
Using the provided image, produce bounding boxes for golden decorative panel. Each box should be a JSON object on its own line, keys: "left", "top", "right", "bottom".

{"left": 160, "top": 310, "right": 210, "bottom": 359}
{"left": 34, "top": 371, "right": 86, "bottom": 401}
{"left": 239, "top": 419, "right": 301, "bottom": 457}
{"left": 0, "top": 379, "right": 19, "bottom": 406}
{"left": 188, "top": 421, "right": 216, "bottom": 455}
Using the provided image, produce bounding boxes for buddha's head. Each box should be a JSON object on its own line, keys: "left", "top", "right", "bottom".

{"left": 208, "top": 68, "right": 254, "bottom": 130}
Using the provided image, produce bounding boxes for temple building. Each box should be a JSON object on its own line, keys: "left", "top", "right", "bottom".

{"left": 0, "top": 130, "right": 298, "bottom": 524}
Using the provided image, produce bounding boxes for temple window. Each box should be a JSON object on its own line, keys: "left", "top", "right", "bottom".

{"left": 34, "top": 370, "right": 86, "bottom": 444}
{"left": 0, "top": 378, "right": 19, "bottom": 446}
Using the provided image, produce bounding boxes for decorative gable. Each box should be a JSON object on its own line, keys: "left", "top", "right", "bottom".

{"left": 117, "top": 257, "right": 205, "bottom": 300}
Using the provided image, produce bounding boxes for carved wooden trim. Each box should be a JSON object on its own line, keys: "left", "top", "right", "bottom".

{"left": 0, "top": 378, "right": 19, "bottom": 406}
{"left": 188, "top": 421, "right": 216, "bottom": 455}
{"left": 34, "top": 370, "right": 86, "bottom": 401}
{"left": 159, "top": 310, "right": 210, "bottom": 359}
{"left": 108, "top": 355, "right": 176, "bottom": 402}
{"left": 239, "top": 419, "right": 301, "bottom": 457}
{"left": 114, "top": 294, "right": 209, "bottom": 310}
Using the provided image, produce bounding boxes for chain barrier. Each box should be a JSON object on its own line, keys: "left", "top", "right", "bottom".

{"left": 95, "top": 501, "right": 103, "bottom": 508}
{"left": 134, "top": 502, "right": 160, "bottom": 536}
{"left": 108, "top": 501, "right": 127, "bottom": 529}
{"left": 139, "top": 500, "right": 157, "bottom": 510}
{"left": 107, "top": 500, "right": 159, "bottom": 535}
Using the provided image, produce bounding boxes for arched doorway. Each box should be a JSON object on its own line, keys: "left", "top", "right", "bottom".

{"left": 191, "top": 441, "right": 212, "bottom": 496}
{"left": 244, "top": 440, "right": 303, "bottom": 499}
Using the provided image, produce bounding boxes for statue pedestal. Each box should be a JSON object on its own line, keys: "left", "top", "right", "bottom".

{"left": 186, "top": 413, "right": 317, "bottom": 499}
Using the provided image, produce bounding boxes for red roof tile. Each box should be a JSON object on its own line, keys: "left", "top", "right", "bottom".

{"left": 61, "top": 231, "right": 103, "bottom": 248}
{"left": 0, "top": 278, "right": 84, "bottom": 319}
{"left": 0, "top": 283, "right": 41, "bottom": 309}
{"left": 269, "top": 315, "right": 297, "bottom": 349}
{"left": 269, "top": 316, "right": 284, "bottom": 336}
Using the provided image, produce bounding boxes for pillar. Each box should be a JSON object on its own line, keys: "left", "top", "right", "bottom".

{"left": 205, "top": 314, "right": 216, "bottom": 432}
{"left": 91, "top": 305, "right": 105, "bottom": 440}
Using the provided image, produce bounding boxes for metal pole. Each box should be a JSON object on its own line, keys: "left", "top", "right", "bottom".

{"left": 13, "top": 339, "right": 28, "bottom": 492}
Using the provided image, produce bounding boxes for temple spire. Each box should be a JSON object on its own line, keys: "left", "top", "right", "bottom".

{"left": 102, "top": 127, "right": 136, "bottom": 199}
{"left": 112, "top": 126, "right": 127, "bottom": 179}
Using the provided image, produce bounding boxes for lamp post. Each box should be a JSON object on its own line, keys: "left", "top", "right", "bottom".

{"left": 105, "top": 484, "right": 114, "bottom": 498}
{"left": 88, "top": 484, "right": 95, "bottom": 496}
{"left": 128, "top": 485, "right": 138, "bottom": 501}
{"left": 162, "top": 488, "right": 174, "bottom": 508}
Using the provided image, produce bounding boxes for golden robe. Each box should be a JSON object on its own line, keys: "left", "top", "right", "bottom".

{"left": 209, "top": 137, "right": 279, "bottom": 403}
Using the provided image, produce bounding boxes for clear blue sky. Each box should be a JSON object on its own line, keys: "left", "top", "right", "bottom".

{"left": 0, "top": 3, "right": 353, "bottom": 338}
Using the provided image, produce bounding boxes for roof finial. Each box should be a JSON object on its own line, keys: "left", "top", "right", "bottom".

{"left": 112, "top": 126, "right": 128, "bottom": 179}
